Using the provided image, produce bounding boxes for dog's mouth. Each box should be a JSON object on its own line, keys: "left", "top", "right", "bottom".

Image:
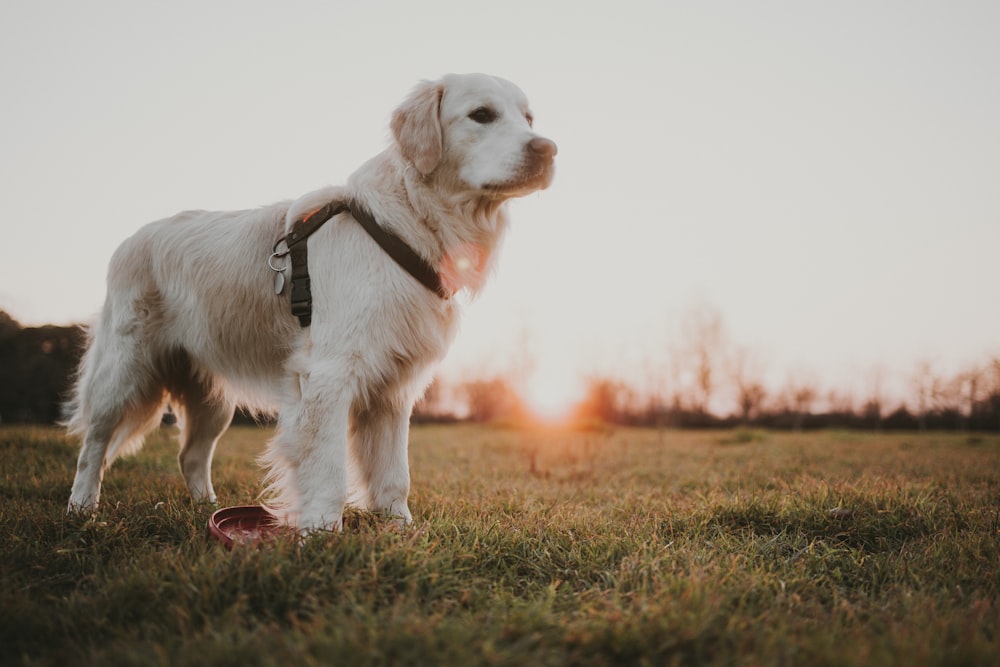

{"left": 483, "top": 158, "right": 556, "bottom": 196}
{"left": 482, "top": 137, "right": 557, "bottom": 196}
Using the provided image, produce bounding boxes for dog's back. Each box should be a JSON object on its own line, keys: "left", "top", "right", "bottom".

{"left": 66, "top": 204, "right": 296, "bottom": 510}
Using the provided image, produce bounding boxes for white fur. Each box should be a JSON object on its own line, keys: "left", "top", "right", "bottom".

{"left": 66, "top": 73, "right": 556, "bottom": 530}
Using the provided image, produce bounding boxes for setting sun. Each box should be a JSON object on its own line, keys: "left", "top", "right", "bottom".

{"left": 524, "top": 366, "right": 582, "bottom": 423}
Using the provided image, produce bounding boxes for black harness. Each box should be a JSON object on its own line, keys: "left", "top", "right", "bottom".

{"left": 271, "top": 200, "right": 450, "bottom": 327}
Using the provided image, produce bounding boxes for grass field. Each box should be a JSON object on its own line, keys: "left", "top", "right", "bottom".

{"left": 1, "top": 424, "right": 998, "bottom": 666}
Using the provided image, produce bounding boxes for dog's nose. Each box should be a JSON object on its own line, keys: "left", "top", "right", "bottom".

{"left": 529, "top": 137, "right": 558, "bottom": 158}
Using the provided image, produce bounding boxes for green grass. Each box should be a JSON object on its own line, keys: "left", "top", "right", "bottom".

{"left": 1, "top": 425, "right": 998, "bottom": 666}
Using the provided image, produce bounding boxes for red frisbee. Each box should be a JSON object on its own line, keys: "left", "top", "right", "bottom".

{"left": 207, "top": 505, "right": 291, "bottom": 548}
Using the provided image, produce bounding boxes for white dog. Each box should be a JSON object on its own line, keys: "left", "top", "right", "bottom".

{"left": 66, "top": 73, "right": 556, "bottom": 530}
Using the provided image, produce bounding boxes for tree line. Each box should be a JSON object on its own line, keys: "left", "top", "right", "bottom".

{"left": 416, "top": 304, "right": 1000, "bottom": 432}
{"left": 2, "top": 308, "right": 998, "bottom": 431}
{"left": 0, "top": 311, "right": 85, "bottom": 424}
{"left": 414, "top": 360, "right": 1000, "bottom": 432}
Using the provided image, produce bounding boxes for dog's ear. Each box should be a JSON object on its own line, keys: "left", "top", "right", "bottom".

{"left": 391, "top": 81, "right": 444, "bottom": 176}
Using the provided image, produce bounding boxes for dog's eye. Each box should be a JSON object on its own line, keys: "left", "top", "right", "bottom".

{"left": 525, "top": 112, "right": 534, "bottom": 128}
{"left": 468, "top": 107, "right": 498, "bottom": 124}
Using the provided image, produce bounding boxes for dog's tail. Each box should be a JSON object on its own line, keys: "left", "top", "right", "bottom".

{"left": 61, "top": 320, "right": 96, "bottom": 439}
{"left": 62, "top": 302, "right": 164, "bottom": 463}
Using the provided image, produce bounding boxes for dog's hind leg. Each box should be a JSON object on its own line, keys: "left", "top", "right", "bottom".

{"left": 67, "top": 342, "right": 167, "bottom": 512}
{"left": 173, "top": 388, "right": 235, "bottom": 505}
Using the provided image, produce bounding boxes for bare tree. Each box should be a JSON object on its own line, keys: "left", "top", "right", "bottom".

{"left": 575, "top": 377, "right": 633, "bottom": 424}
{"left": 910, "top": 359, "right": 937, "bottom": 430}
{"left": 825, "top": 389, "right": 855, "bottom": 418}
{"left": 461, "top": 378, "right": 527, "bottom": 423}
{"left": 782, "top": 370, "right": 819, "bottom": 430}
{"left": 929, "top": 370, "right": 964, "bottom": 424}
{"left": 728, "top": 345, "right": 767, "bottom": 424}
{"left": 954, "top": 365, "right": 983, "bottom": 431}
{"left": 676, "top": 302, "right": 727, "bottom": 416}
{"left": 988, "top": 358, "right": 1000, "bottom": 431}
{"left": 638, "top": 354, "right": 672, "bottom": 428}
{"left": 862, "top": 364, "right": 887, "bottom": 431}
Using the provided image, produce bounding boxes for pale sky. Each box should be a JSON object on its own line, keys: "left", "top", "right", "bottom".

{"left": 2, "top": 1, "right": 998, "bottom": 411}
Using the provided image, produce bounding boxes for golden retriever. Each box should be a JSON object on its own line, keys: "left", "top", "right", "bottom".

{"left": 66, "top": 73, "right": 557, "bottom": 530}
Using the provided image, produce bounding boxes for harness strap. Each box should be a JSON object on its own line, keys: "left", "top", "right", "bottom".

{"left": 276, "top": 199, "right": 449, "bottom": 328}
{"left": 285, "top": 202, "right": 348, "bottom": 327}
{"left": 349, "top": 204, "right": 451, "bottom": 300}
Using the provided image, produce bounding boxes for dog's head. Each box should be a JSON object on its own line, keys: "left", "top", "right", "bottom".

{"left": 391, "top": 73, "right": 557, "bottom": 199}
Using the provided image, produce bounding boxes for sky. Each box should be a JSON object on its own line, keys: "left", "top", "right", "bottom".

{"left": 1, "top": 1, "right": 998, "bottom": 413}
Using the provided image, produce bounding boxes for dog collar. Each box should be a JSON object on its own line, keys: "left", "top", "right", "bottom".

{"left": 271, "top": 200, "right": 450, "bottom": 327}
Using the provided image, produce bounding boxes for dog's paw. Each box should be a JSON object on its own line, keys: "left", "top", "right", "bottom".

{"left": 66, "top": 498, "right": 98, "bottom": 516}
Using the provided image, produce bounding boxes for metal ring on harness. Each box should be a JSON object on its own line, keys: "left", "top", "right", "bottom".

{"left": 267, "top": 250, "right": 287, "bottom": 273}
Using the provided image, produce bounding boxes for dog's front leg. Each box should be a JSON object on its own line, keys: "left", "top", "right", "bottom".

{"left": 352, "top": 402, "right": 414, "bottom": 526}
{"left": 267, "top": 367, "right": 354, "bottom": 532}
{"left": 295, "top": 416, "right": 350, "bottom": 532}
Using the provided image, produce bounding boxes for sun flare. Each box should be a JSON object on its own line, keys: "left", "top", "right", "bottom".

{"left": 525, "top": 368, "right": 581, "bottom": 423}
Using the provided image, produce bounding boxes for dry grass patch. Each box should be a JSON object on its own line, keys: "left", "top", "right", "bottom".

{"left": 1, "top": 425, "right": 997, "bottom": 666}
